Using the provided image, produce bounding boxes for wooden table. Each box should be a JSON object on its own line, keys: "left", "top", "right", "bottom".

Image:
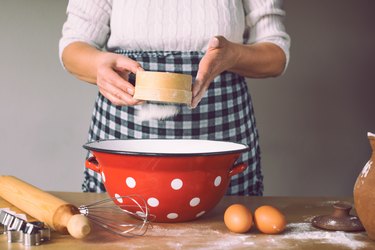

{"left": 1, "top": 192, "right": 374, "bottom": 249}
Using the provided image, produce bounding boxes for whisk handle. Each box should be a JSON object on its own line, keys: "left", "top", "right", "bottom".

{"left": 67, "top": 213, "right": 91, "bottom": 239}
{"left": 54, "top": 203, "right": 91, "bottom": 239}
{"left": 0, "top": 176, "right": 91, "bottom": 239}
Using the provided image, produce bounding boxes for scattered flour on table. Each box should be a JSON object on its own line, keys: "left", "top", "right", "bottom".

{"left": 318, "top": 200, "right": 342, "bottom": 206}
{"left": 113, "top": 223, "right": 370, "bottom": 250}
{"left": 301, "top": 215, "right": 316, "bottom": 222}
{"left": 146, "top": 225, "right": 256, "bottom": 250}
{"left": 282, "top": 223, "right": 368, "bottom": 250}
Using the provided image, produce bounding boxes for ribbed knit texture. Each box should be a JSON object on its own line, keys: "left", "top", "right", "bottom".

{"left": 59, "top": 0, "right": 290, "bottom": 65}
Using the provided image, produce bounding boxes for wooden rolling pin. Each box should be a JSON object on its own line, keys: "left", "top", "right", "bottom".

{"left": 0, "top": 175, "right": 90, "bottom": 239}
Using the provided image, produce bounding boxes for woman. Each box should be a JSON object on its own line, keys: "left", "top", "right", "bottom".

{"left": 59, "top": 0, "right": 290, "bottom": 195}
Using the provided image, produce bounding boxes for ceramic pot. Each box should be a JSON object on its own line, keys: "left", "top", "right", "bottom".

{"left": 354, "top": 132, "right": 375, "bottom": 240}
{"left": 83, "top": 139, "right": 248, "bottom": 222}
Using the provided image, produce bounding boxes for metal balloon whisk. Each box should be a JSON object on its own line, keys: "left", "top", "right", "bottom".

{"left": 78, "top": 195, "right": 154, "bottom": 237}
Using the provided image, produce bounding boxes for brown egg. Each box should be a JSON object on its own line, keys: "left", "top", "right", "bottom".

{"left": 224, "top": 204, "right": 253, "bottom": 233}
{"left": 254, "top": 205, "right": 287, "bottom": 234}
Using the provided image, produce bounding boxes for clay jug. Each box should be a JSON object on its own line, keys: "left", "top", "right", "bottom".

{"left": 354, "top": 132, "right": 375, "bottom": 240}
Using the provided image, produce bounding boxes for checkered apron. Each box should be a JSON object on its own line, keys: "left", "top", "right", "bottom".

{"left": 83, "top": 50, "right": 263, "bottom": 196}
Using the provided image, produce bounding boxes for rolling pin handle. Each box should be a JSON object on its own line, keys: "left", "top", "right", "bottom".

{"left": 85, "top": 156, "right": 101, "bottom": 173}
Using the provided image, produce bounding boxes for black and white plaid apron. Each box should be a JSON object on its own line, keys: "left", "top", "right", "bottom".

{"left": 83, "top": 50, "right": 263, "bottom": 196}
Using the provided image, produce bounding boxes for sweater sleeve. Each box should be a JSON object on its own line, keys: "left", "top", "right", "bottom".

{"left": 58, "top": 0, "right": 112, "bottom": 66}
{"left": 242, "top": 0, "right": 291, "bottom": 71}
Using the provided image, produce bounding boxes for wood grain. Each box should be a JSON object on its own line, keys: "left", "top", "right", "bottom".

{"left": 2, "top": 192, "right": 373, "bottom": 249}
{"left": 0, "top": 176, "right": 90, "bottom": 238}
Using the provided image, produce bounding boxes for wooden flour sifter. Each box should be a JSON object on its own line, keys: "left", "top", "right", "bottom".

{"left": 133, "top": 71, "right": 193, "bottom": 120}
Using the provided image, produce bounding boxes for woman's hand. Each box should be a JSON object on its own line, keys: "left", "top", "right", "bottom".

{"left": 62, "top": 42, "right": 144, "bottom": 106}
{"left": 95, "top": 52, "right": 144, "bottom": 106}
{"left": 191, "top": 36, "right": 286, "bottom": 108}
{"left": 191, "top": 36, "right": 239, "bottom": 108}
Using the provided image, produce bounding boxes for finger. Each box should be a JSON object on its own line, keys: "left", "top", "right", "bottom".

{"left": 191, "top": 89, "right": 204, "bottom": 109}
{"left": 193, "top": 60, "right": 212, "bottom": 97}
{"left": 191, "top": 93, "right": 206, "bottom": 109}
{"left": 191, "top": 63, "right": 217, "bottom": 108}
{"left": 116, "top": 70, "right": 130, "bottom": 81}
{"left": 98, "top": 71, "right": 136, "bottom": 100}
{"left": 107, "top": 94, "right": 142, "bottom": 106}
{"left": 98, "top": 81, "right": 130, "bottom": 104}
{"left": 207, "top": 35, "right": 227, "bottom": 49}
{"left": 101, "top": 87, "right": 143, "bottom": 106}
{"left": 192, "top": 74, "right": 203, "bottom": 98}
{"left": 105, "top": 80, "right": 145, "bottom": 106}
{"left": 192, "top": 67, "right": 216, "bottom": 97}
{"left": 114, "top": 56, "right": 143, "bottom": 74}
{"left": 208, "top": 36, "right": 220, "bottom": 49}
{"left": 191, "top": 77, "right": 212, "bottom": 109}
{"left": 101, "top": 67, "right": 135, "bottom": 94}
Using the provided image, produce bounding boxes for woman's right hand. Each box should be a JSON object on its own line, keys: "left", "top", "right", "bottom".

{"left": 95, "top": 52, "right": 144, "bottom": 106}
{"left": 62, "top": 42, "right": 144, "bottom": 106}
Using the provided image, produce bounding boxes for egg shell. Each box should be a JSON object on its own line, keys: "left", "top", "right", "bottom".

{"left": 224, "top": 204, "right": 253, "bottom": 233}
{"left": 254, "top": 205, "right": 286, "bottom": 234}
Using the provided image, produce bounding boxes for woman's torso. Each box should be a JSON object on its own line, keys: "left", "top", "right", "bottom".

{"left": 108, "top": 0, "right": 246, "bottom": 51}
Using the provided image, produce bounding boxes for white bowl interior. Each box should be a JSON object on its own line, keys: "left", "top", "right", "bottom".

{"left": 88, "top": 139, "right": 247, "bottom": 155}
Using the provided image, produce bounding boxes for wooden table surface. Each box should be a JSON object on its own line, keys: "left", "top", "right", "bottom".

{"left": 1, "top": 192, "right": 374, "bottom": 250}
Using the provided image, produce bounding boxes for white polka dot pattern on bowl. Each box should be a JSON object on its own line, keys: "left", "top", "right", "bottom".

{"left": 171, "top": 178, "right": 183, "bottom": 190}
{"left": 196, "top": 211, "right": 206, "bottom": 218}
{"left": 120, "top": 174, "right": 226, "bottom": 221}
{"left": 126, "top": 177, "right": 136, "bottom": 188}
{"left": 114, "top": 193, "right": 123, "bottom": 203}
{"left": 189, "top": 197, "right": 200, "bottom": 207}
{"left": 214, "top": 176, "right": 222, "bottom": 187}
{"left": 101, "top": 172, "right": 106, "bottom": 183}
{"left": 167, "top": 213, "right": 178, "bottom": 219}
{"left": 147, "top": 197, "right": 159, "bottom": 207}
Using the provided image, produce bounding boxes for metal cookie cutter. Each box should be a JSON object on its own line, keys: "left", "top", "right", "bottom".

{"left": 0, "top": 208, "right": 51, "bottom": 246}
{"left": 23, "top": 224, "right": 51, "bottom": 245}
{"left": 7, "top": 230, "right": 24, "bottom": 243}
{"left": 1, "top": 208, "right": 25, "bottom": 243}
{"left": 23, "top": 230, "right": 42, "bottom": 246}
{"left": 0, "top": 210, "right": 8, "bottom": 234}
{"left": 24, "top": 221, "right": 51, "bottom": 245}
{"left": 1, "top": 208, "right": 25, "bottom": 233}
{"left": 1, "top": 209, "right": 14, "bottom": 229}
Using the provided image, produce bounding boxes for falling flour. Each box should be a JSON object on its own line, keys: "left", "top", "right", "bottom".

{"left": 136, "top": 103, "right": 180, "bottom": 121}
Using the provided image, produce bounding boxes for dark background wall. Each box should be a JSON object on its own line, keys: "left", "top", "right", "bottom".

{"left": 1, "top": 0, "right": 374, "bottom": 196}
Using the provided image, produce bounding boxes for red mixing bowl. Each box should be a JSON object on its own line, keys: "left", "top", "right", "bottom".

{"left": 83, "top": 139, "right": 248, "bottom": 223}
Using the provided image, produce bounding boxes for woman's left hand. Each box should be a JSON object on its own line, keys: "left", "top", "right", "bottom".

{"left": 191, "top": 35, "right": 286, "bottom": 108}
{"left": 191, "top": 36, "right": 239, "bottom": 108}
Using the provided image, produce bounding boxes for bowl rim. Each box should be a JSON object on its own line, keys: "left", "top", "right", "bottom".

{"left": 83, "top": 139, "right": 249, "bottom": 157}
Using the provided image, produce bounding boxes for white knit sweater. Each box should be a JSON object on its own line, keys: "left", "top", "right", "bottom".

{"left": 59, "top": 0, "right": 290, "bottom": 65}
